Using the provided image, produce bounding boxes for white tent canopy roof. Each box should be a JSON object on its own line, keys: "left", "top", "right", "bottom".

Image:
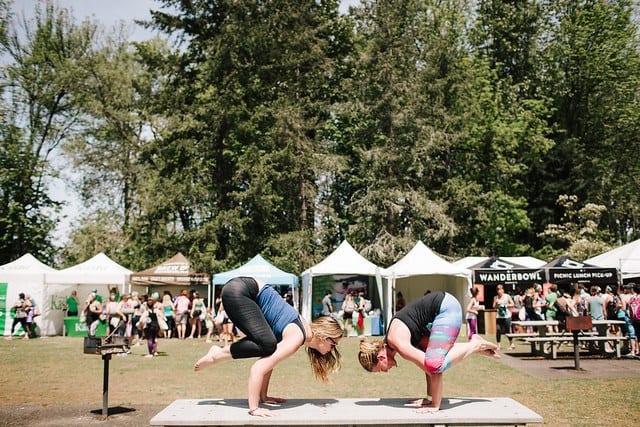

{"left": 302, "top": 240, "right": 387, "bottom": 277}
{"left": 46, "top": 252, "right": 132, "bottom": 286}
{"left": 452, "top": 256, "right": 546, "bottom": 269}
{"left": 383, "top": 241, "right": 472, "bottom": 325}
{"left": 0, "top": 253, "right": 56, "bottom": 272}
{"left": 386, "top": 241, "right": 470, "bottom": 278}
{"left": 585, "top": 239, "right": 640, "bottom": 279}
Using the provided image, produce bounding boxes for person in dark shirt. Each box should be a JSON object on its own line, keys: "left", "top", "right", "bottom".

{"left": 358, "top": 291, "right": 499, "bottom": 413}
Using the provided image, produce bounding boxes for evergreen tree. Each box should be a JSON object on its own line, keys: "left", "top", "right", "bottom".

{"left": 0, "top": 4, "right": 96, "bottom": 264}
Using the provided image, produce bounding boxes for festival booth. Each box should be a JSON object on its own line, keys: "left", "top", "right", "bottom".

{"left": 585, "top": 238, "right": 640, "bottom": 284}
{"left": 462, "top": 256, "right": 546, "bottom": 305}
{"left": 456, "top": 256, "right": 545, "bottom": 334}
{"left": 129, "top": 252, "right": 210, "bottom": 305}
{"left": 212, "top": 254, "right": 299, "bottom": 309}
{"left": 541, "top": 256, "right": 619, "bottom": 291}
{"left": 300, "top": 240, "right": 386, "bottom": 335}
{"left": 385, "top": 241, "right": 472, "bottom": 328}
{"left": 0, "top": 254, "right": 57, "bottom": 337}
{"left": 45, "top": 252, "right": 132, "bottom": 336}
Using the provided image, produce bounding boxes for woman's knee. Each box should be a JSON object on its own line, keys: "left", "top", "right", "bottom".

{"left": 424, "top": 355, "right": 447, "bottom": 374}
{"left": 259, "top": 336, "right": 277, "bottom": 355}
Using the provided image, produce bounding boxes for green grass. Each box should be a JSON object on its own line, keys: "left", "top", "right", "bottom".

{"left": 0, "top": 335, "right": 636, "bottom": 426}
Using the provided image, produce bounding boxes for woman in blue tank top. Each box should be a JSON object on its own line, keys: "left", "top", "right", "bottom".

{"left": 194, "top": 276, "right": 343, "bottom": 417}
{"left": 357, "top": 291, "right": 500, "bottom": 413}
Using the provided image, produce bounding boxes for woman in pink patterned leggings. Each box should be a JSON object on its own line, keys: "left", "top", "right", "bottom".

{"left": 358, "top": 291, "right": 499, "bottom": 412}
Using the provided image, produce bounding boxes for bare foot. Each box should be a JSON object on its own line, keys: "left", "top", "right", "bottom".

{"left": 480, "top": 349, "right": 501, "bottom": 359}
{"left": 405, "top": 397, "right": 432, "bottom": 407}
{"left": 415, "top": 405, "right": 440, "bottom": 413}
{"left": 194, "top": 345, "right": 223, "bottom": 371}
{"left": 471, "top": 334, "right": 498, "bottom": 352}
{"left": 261, "top": 396, "right": 287, "bottom": 405}
{"left": 249, "top": 407, "right": 275, "bottom": 417}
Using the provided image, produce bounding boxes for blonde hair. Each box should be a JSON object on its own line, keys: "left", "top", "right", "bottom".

{"left": 358, "top": 339, "right": 385, "bottom": 372}
{"left": 306, "top": 316, "right": 343, "bottom": 382}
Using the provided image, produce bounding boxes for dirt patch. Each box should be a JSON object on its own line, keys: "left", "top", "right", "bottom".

{"left": 497, "top": 350, "right": 640, "bottom": 379}
{"left": 0, "top": 404, "right": 164, "bottom": 427}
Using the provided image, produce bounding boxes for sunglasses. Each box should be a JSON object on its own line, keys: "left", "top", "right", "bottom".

{"left": 327, "top": 337, "right": 338, "bottom": 347}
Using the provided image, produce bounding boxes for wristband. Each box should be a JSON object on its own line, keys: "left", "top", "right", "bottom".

{"left": 248, "top": 407, "right": 259, "bottom": 415}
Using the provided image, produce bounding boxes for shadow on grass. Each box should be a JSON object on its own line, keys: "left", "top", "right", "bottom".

{"left": 90, "top": 406, "right": 136, "bottom": 416}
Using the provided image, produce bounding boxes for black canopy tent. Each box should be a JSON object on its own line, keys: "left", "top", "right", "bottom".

{"left": 542, "top": 256, "right": 619, "bottom": 290}
{"left": 471, "top": 256, "right": 545, "bottom": 304}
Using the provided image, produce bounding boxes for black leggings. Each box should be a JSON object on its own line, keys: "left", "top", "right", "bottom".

{"left": 11, "top": 317, "right": 27, "bottom": 335}
{"left": 496, "top": 317, "right": 512, "bottom": 344}
{"left": 222, "top": 277, "right": 277, "bottom": 359}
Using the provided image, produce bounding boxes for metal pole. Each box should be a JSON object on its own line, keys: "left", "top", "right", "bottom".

{"left": 572, "top": 330, "right": 580, "bottom": 370}
{"left": 102, "top": 353, "right": 111, "bottom": 418}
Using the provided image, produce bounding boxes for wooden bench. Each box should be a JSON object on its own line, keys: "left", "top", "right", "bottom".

{"left": 150, "top": 397, "right": 543, "bottom": 426}
{"left": 507, "top": 331, "right": 597, "bottom": 340}
{"left": 506, "top": 332, "right": 539, "bottom": 339}
{"left": 525, "top": 335, "right": 629, "bottom": 359}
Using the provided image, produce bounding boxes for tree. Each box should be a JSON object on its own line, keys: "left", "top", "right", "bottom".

{"left": 0, "top": 4, "right": 97, "bottom": 264}
{"left": 143, "top": 0, "right": 353, "bottom": 272}
{"left": 537, "top": 194, "right": 611, "bottom": 260}
{"left": 535, "top": 0, "right": 640, "bottom": 246}
{"left": 465, "top": 0, "right": 555, "bottom": 255}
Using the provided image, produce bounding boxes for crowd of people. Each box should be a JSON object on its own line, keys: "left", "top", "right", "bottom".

{"left": 489, "top": 282, "right": 640, "bottom": 356}
{"left": 75, "top": 286, "right": 295, "bottom": 357}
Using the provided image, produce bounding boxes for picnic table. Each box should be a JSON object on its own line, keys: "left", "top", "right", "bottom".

{"left": 511, "top": 319, "right": 628, "bottom": 360}
{"left": 509, "top": 320, "right": 559, "bottom": 354}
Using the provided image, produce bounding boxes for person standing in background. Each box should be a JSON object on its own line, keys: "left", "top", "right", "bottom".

{"left": 84, "top": 293, "right": 103, "bottom": 337}
{"left": 341, "top": 293, "right": 356, "bottom": 337}
{"left": 130, "top": 292, "right": 143, "bottom": 346}
{"left": 494, "top": 285, "right": 515, "bottom": 350}
{"left": 174, "top": 289, "right": 191, "bottom": 340}
{"left": 25, "top": 294, "right": 39, "bottom": 338}
{"left": 139, "top": 292, "right": 164, "bottom": 357}
{"left": 8, "top": 293, "right": 30, "bottom": 340}
{"left": 321, "top": 290, "right": 334, "bottom": 318}
{"left": 66, "top": 290, "right": 79, "bottom": 317}
{"left": 162, "top": 291, "right": 176, "bottom": 339}
{"left": 544, "top": 284, "right": 559, "bottom": 333}
{"left": 465, "top": 287, "right": 480, "bottom": 340}
{"left": 188, "top": 291, "right": 206, "bottom": 339}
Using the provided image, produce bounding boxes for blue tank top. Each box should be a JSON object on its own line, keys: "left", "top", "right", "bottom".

{"left": 257, "top": 285, "right": 301, "bottom": 341}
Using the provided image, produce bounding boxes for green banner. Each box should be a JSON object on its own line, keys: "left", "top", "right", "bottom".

{"left": 0, "top": 283, "right": 7, "bottom": 334}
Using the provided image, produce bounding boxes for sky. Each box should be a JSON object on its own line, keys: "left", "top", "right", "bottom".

{"left": 8, "top": 0, "right": 361, "bottom": 245}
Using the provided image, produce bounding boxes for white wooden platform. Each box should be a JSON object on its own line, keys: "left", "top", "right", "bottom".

{"left": 149, "top": 397, "right": 543, "bottom": 426}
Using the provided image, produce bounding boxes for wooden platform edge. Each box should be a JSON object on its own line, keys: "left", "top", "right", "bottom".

{"left": 149, "top": 397, "right": 544, "bottom": 427}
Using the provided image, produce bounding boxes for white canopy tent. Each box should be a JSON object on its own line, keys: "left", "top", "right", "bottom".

{"left": 0, "top": 254, "right": 57, "bottom": 336}
{"left": 585, "top": 238, "right": 640, "bottom": 281}
{"left": 300, "top": 240, "right": 386, "bottom": 322}
{"left": 385, "top": 241, "right": 472, "bottom": 325}
{"left": 45, "top": 253, "right": 132, "bottom": 335}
